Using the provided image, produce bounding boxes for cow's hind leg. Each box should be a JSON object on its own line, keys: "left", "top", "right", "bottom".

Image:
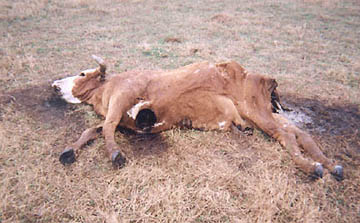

{"left": 273, "top": 114, "right": 344, "bottom": 180}
{"left": 295, "top": 130, "right": 344, "bottom": 181}
{"left": 60, "top": 125, "right": 103, "bottom": 165}
{"left": 252, "top": 115, "right": 324, "bottom": 178}
{"left": 275, "top": 130, "right": 325, "bottom": 178}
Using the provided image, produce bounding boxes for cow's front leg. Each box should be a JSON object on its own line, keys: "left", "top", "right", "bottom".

{"left": 103, "top": 119, "right": 126, "bottom": 168}
{"left": 103, "top": 103, "right": 127, "bottom": 168}
{"left": 60, "top": 125, "right": 103, "bottom": 165}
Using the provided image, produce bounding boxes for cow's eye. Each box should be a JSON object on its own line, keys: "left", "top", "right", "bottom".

{"left": 80, "top": 72, "right": 85, "bottom": 77}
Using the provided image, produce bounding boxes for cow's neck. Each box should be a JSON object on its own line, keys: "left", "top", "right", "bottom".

{"left": 77, "top": 80, "right": 106, "bottom": 116}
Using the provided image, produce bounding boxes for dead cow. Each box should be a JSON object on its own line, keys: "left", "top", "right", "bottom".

{"left": 52, "top": 55, "right": 344, "bottom": 181}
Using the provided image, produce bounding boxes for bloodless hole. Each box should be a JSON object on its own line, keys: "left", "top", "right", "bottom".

{"left": 135, "top": 109, "right": 157, "bottom": 132}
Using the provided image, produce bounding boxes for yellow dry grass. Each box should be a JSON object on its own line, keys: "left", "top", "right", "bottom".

{"left": 1, "top": 0, "right": 359, "bottom": 222}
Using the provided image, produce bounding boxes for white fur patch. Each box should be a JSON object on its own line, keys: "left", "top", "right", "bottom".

{"left": 154, "top": 121, "right": 165, "bottom": 127}
{"left": 218, "top": 121, "right": 226, "bottom": 129}
{"left": 52, "top": 76, "right": 81, "bottom": 104}
{"left": 127, "top": 101, "right": 151, "bottom": 119}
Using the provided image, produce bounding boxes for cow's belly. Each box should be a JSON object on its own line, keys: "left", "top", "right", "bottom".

{"left": 153, "top": 92, "right": 235, "bottom": 132}
{"left": 119, "top": 91, "right": 235, "bottom": 133}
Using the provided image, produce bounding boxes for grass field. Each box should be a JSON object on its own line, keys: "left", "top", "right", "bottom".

{"left": 1, "top": 0, "right": 360, "bottom": 222}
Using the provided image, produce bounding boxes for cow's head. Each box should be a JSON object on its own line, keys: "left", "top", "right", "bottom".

{"left": 52, "top": 55, "right": 106, "bottom": 103}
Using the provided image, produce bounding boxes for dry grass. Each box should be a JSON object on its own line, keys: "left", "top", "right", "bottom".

{"left": 1, "top": 0, "right": 360, "bottom": 222}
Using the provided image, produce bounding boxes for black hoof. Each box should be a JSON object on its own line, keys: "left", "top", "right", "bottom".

{"left": 312, "top": 163, "right": 324, "bottom": 179}
{"left": 59, "top": 148, "right": 76, "bottom": 165}
{"left": 331, "top": 165, "right": 344, "bottom": 181}
{"left": 234, "top": 125, "right": 253, "bottom": 136}
{"left": 243, "top": 127, "right": 254, "bottom": 136}
{"left": 111, "top": 150, "right": 126, "bottom": 168}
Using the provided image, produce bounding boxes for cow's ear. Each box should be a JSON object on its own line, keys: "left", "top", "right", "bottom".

{"left": 98, "top": 73, "right": 105, "bottom": 82}
{"left": 92, "top": 55, "right": 107, "bottom": 74}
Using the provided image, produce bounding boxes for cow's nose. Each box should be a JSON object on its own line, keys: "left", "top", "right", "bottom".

{"left": 54, "top": 86, "right": 61, "bottom": 93}
{"left": 52, "top": 83, "right": 61, "bottom": 93}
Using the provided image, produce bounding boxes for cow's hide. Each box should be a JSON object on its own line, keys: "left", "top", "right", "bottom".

{"left": 52, "top": 56, "right": 344, "bottom": 181}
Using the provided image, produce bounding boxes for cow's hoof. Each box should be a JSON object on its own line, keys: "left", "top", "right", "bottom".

{"left": 233, "top": 125, "right": 253, "bottom": 136}
{"left": 331, "top": 165, "right": 344, "bottom": 181}
{"left": 313, "top": 163, "right": 323, "bottom": 179}
{"left": 59, "top": 148, "right": 76, "bottom": 165}
{"left": 242, "top": 127, "right": 254, "bottom": 136}
{"left": 111, "top": 150, "right": 126, "bottom": 168}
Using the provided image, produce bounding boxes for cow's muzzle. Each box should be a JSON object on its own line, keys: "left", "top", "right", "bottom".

{"left": 52, "top": 85, "right": 61, "bottom": 94}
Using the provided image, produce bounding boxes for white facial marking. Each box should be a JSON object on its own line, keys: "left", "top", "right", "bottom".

{"left": 218, "top": 121, "right": 226, "bottom": 129}
{"left": 154, "top": 121, "right": 165, "bottom": 127}
{"left": 127, "top": 101, "right": 151, "bottom": 119}
{"left": 52, "top": 76, "right": 81, "bottom": 104}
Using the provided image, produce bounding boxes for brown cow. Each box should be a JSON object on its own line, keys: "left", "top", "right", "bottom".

{"left": 52, "top": 55, "right": 344, "bottom": 181}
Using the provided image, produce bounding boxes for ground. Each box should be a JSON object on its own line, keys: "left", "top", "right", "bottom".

{"left": 0, "top": 0, "right": 360, "bottom": 222}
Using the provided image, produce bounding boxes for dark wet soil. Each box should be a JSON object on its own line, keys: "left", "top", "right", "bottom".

{"left": 283, "top": 96, "right": 360, "bottom": 136}
{"left": 282, "top": 95, "right": 360, "bottom": 155}
{"left": 0, "top": 84, "right": 85, "bottom": 128}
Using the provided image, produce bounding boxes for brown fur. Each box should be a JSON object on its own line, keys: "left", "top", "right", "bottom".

{"left": 59, "top": 59, "right": 342, "bottom": 179}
